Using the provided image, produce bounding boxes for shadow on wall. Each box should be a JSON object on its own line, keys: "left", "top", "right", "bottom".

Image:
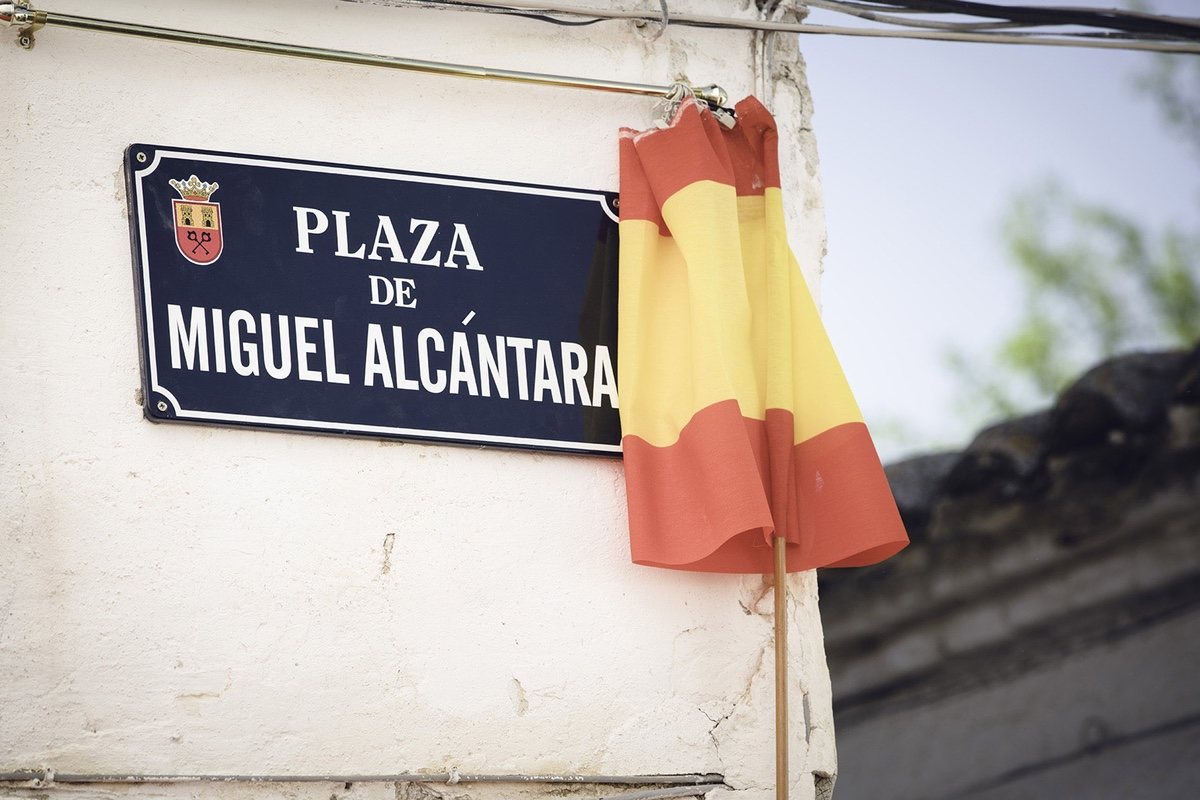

{"left": 819, "top": 345, "right": 1200, "bottom": 800}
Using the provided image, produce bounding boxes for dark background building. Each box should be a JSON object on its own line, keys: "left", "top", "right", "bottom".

{"left": 821, "top": 347, "right": 1200, "bottom": 799}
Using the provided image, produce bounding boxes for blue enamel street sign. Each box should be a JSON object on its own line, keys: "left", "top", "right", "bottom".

{"left": 125, "top": 144, "right": 622, "bottom": 455}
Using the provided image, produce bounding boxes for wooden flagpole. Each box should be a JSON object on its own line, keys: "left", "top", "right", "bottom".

{"left": 774, "top": 536, "right": 788, "bottom": 800}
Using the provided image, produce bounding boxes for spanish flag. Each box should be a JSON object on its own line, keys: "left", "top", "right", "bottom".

{"left": 618, "top": 97, "right": 908, "bottom": 574}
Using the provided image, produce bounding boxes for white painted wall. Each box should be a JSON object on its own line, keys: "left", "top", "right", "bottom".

{"left": 0, "top": 2, "right": 834, "bottom": 797}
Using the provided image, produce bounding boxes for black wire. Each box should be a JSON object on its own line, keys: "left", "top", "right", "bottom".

{"left": 408, "top": 0, "right": 1200, "bottom": 43}
{"left": 410, "top": 1, "right": 605, "bottom": 26}
{"left": 499, "top": 12, "right": 604, "bottom": 26}
{"left": 864, "top": 0, "right": 1200, "bottom": 40}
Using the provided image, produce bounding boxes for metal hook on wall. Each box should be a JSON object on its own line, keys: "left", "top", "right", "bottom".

{"left": 635, "top": 0, "right": 670, "bottom": 42}
{"left": 1, "top": 1, "right": 45, "bottom": 48}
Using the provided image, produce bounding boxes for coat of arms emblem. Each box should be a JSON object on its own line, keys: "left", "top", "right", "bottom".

{"left": 169, "top": 174, "right": 223, "bottom": 265}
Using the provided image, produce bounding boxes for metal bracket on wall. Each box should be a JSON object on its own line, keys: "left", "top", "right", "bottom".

{"left": 2, "top": 2, "right": 45, "bottom": 49}
{"left": 1, "top": 1, "right": 43, "bottom": 48}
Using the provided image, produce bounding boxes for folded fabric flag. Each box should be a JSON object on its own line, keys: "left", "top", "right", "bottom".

{"left": 617, "top": 96, "right": 909, "bottom": 574}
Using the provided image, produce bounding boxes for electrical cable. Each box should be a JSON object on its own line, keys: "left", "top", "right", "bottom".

{"left": 865, "top": 0, "right": 1200, "bottom": 38}
{"left": 805, "top": 0, "right": 1034, "bottom": 32}
{"left": 393, "top": 0, "right": 604, "bottom": 25}
{"left": 832, "top": 0, "right": 1200, "bottom": 41}
{"left": 385, "top": 0, "right": 1200, "bottom": 53}
{"left": 793, "top": 0, "right": 950, "bottom": 14}
{"left": 406, "top": 0, "right": 1200, "bottom": 41}
{"left": 403, "top": 0, "right": 1200, "bottom": 41}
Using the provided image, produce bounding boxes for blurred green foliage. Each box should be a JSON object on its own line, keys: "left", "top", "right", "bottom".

{"left": 947, "top": 55, "right": 1200, "bottom": 422}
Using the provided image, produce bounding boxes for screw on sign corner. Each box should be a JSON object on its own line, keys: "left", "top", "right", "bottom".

{"left": 156, "top": 400, "right": 168, "bottom": 412}
{"left": 137, "top": 151, "right": 148, "bottom": 163}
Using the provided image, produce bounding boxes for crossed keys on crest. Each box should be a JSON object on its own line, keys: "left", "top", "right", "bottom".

{"left": 186, "top": 229, "right": 213, "bottom": 255}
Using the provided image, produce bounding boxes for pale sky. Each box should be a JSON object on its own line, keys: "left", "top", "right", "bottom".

{"left": 800, "top": 1, "right": 1199, "bottom": 461}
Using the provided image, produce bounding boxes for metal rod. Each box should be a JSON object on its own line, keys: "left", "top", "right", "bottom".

{"left": 0, "top": 4, "right": 728, "bottom": 105}
{"left": 0, "top": 772, "right": 726, "bottom": 786}
{"left": 773, "top": 536, "right": 788, "bottom": 800}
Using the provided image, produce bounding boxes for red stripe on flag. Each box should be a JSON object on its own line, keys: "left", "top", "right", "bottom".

{"left": 619, "top": 97, "right": 782, "bottom": 231}
{"left": 622, "top": 400, "right": 908, "bottom": 573}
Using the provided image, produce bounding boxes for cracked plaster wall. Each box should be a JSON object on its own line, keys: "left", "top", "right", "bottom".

{"left": 0, "top": 2, "right": 835, "bottom": 798}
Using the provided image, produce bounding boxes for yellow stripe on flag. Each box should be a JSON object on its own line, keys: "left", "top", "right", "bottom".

{"left": 617, "top": 96, "right": 908, "bottom": 574}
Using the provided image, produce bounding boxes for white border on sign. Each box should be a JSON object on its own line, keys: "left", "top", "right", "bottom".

{"left": 132, "top": 147, "right": 622, "bottom": 455}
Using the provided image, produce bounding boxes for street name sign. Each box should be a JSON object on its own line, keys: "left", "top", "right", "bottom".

{"left": 125, "top": 144, "right": 621, "bottom": 455}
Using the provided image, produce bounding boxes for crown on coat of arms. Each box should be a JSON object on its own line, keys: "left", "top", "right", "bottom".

{"left": 169, "top": 174, "right": 220, "bottom": 201}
